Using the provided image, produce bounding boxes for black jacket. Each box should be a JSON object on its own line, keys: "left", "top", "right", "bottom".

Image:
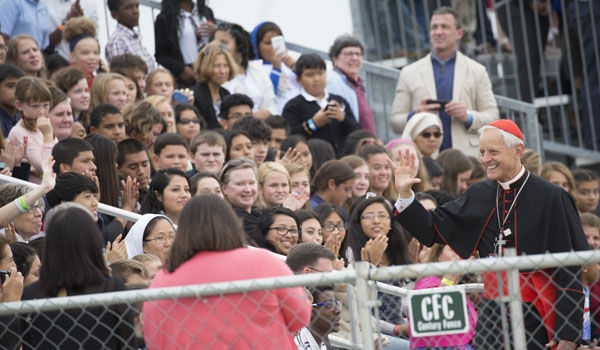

{"left": 154, "top": 6, "right": 215, "bottom": 82}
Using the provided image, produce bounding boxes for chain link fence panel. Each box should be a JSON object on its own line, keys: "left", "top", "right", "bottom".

{"left": 1, "top": 251, "right": 599, "bottom": 349}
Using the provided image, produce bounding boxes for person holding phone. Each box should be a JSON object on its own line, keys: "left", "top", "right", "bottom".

{"left": 154, "top": 0, "right": 216, "bottom": 88}
{"left": 390, "top": 7, "right": 498, "bottom": 158}
{"left": 282, "top": 54, "right": 359, "bottom": 157}
{"left": 251, "top": 22, "right": 300, "bottom": 114}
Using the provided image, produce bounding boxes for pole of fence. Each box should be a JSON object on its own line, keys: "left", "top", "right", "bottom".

{"left": 345, "top": 284, "right": 360, "bottom": 346}
{"left": 504, "top": 248, "right": 527, "bottom": 349}
{"left": 354, "top": 262, "right": 375, "bottom": 350}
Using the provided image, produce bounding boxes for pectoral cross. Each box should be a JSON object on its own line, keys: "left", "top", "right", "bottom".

{"left": 495, "top": 232, "right": 507, "bottom": 257}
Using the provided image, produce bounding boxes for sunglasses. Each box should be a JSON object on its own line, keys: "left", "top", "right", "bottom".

{"left": 178, "top": 118, "right": 201, "bottom": 125}
{"left": 420, "top": 132, "right": 442, "bottom": 139}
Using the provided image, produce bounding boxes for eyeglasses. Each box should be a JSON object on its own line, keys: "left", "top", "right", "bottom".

{"left": 360, "top": 213, "right": 390, "bottom": 221}
{"left": 0, "top": 45, "right": 7, "bottom": 52}
{"left": 313, "top": 300, "right": 342, "bottom": 310}
{"left": 420, "top": 132, "right": 442, "bottom": 139}
{"left": 178, "top": 118, "right": 201, "bottom": 125}
{"left": 26, "top": 202, "right": 44, "bottom": 213}
{"left": 322, "top": 222, "right": 347, "bottom": 232}
{"left": 269, "top": 226, "right": 299, "bottom": 236}
{"left": 144, "top": 235, "right": 175, "bottom": 244}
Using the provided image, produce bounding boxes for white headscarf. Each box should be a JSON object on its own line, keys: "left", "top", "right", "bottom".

{"left": 401, "top": 112, "right": 444, "bottom": 142}
{"left": 125, "top": 214, "right": 173, "bottom": 258}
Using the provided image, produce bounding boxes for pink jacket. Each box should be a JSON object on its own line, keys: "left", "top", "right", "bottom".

{"left": 6, "top": 124, "right": 56, "bottom": 184}
{"left": 144, "top": 248, "right": 311, "bottom": 349}
{"left": 409, "top": 276, "right": 478, "bottom": 349}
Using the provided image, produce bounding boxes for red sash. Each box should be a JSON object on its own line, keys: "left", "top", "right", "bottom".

{"left": 482, "top": 269, "right": 556, "bottom": 342}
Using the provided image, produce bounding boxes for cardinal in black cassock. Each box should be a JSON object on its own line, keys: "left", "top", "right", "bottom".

{"left": 393, "top": 119, "right": 589, "bottom": 349}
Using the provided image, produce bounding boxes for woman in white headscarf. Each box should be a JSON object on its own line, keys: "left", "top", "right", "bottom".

{"left": 401, "top": 112, "right": 443, "bottom": 158}
{"left": 125, "top": 214, "right": 175, "bottom": 265}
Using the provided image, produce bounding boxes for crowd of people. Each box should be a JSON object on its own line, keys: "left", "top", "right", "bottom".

{"left": 0, "top": 0, "right": 597, "bottom": 349}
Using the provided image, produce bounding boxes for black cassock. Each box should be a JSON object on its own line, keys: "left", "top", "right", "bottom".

{"left": 395, "top": 170, "right": 589, "bottom": 348}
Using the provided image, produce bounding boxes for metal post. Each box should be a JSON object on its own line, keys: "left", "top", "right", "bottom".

{"left": 354, "top": 262, "right": 375, "bottom": 350}
{"left": 504, "top": 248, "right": 527, "bottom": 350}
{"left": 345, "top": 283, "right": 360, "bottom": 346}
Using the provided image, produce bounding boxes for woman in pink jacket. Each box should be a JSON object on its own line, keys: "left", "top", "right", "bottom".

{"left": 143, "top": 194, "right": 311, "bottom": 349}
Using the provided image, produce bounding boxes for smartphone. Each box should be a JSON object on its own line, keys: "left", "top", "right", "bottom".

{"left": 324, "top": 102, "right": 336, "bottom": 111}
{"left": 172, "top": 90, "right": 189, "bottom": 104}
{"left": 271, "top": 36, "right": 286, "bottom": 54}
{"left": 426, "top": 99, "right": 449, "bottom": 110}
{"left": 0, "top": 270, "right": 10, "bottom": 284}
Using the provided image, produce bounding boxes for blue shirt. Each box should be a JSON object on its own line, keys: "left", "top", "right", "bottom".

{"left": 0, "top": 0, "right": 51, "bottom": 49}
{"left": 0, "top": 108, "right": 19, "bottom": 138}
{"left": 431, "top": 52, "right": 456, "bottom": 151}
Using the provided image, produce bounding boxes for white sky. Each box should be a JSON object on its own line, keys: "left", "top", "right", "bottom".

{"left": 97, "top": 0, "right": 354, "bottom": 58}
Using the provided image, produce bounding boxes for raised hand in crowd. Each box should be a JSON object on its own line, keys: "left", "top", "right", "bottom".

{"left": 282, "top": 189, "right": 309, "bottom": 211}
{"left": 0, "top": 157, "right": 56, "bottom": 227}
{"left": 1, "top": 137, "right": 26, "bottom": 170}
{"left": 120, "top": 176, "right": 139, "bottom": 213}
{"left": 389, "top": 149, "right": 422, "bottom": 198}
{"left": 106, "top": 234, "right": 127, "bottom": 263}
{"left": 3, "top": 222, "right": 16, "bottom": 243}
{"left": 65, "top": 0, "right": 84, "bottom": 21}
{"left": 361, "top": 234, "right": 388, "bottom": 266}
{"left": 324, "top": 231, "right": 342, "bottom": 259}
{"left": 276, "top": 147, "right": 302, "bottom": 166}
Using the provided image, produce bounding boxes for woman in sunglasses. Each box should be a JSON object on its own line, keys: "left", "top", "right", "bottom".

{"left": 401, "top": 112, "right": 444, "bottom": 159}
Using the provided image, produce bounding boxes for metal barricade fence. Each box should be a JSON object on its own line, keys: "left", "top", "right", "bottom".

{"left": 2, "top": 250, "right": 600, "bottom": 349}
{"left": 348, "top": 0, "right": 600, "bottom": 161}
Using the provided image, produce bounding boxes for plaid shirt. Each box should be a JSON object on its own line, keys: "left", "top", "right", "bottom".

{"left": 105, "top": 23, "right": 156, "bottom": 72}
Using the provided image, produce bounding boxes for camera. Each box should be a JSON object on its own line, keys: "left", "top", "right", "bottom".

{"left": 0, "top": 270, "right": 11, "bottom": 284}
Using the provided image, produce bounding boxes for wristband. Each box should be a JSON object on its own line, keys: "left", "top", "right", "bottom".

{"left": 441, "top": 277, "right": 455, "bottom": 286}
{"left": 307, "top": 118, "right": 318, "bottom": 132}
{"left": 393, "top": 325, "right": 401, "bottom": 336}
{"left": 465, "top": 110, "right": 473, "bottom": 128}
{"left": 14, "top": 197, "right": 27, "bottom": 213}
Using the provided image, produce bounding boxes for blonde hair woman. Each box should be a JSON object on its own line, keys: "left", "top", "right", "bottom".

{"left": 145, "top": 95, "right": 175, "bottom": 133}
{"left": 89, "top": 73, "right": 128, "bottom": 115}
{"left": 256, "top": 161, "right": 308, "bottom": 210}
{"left": 191, "top": 41, "right": 237, "bottom": 129}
